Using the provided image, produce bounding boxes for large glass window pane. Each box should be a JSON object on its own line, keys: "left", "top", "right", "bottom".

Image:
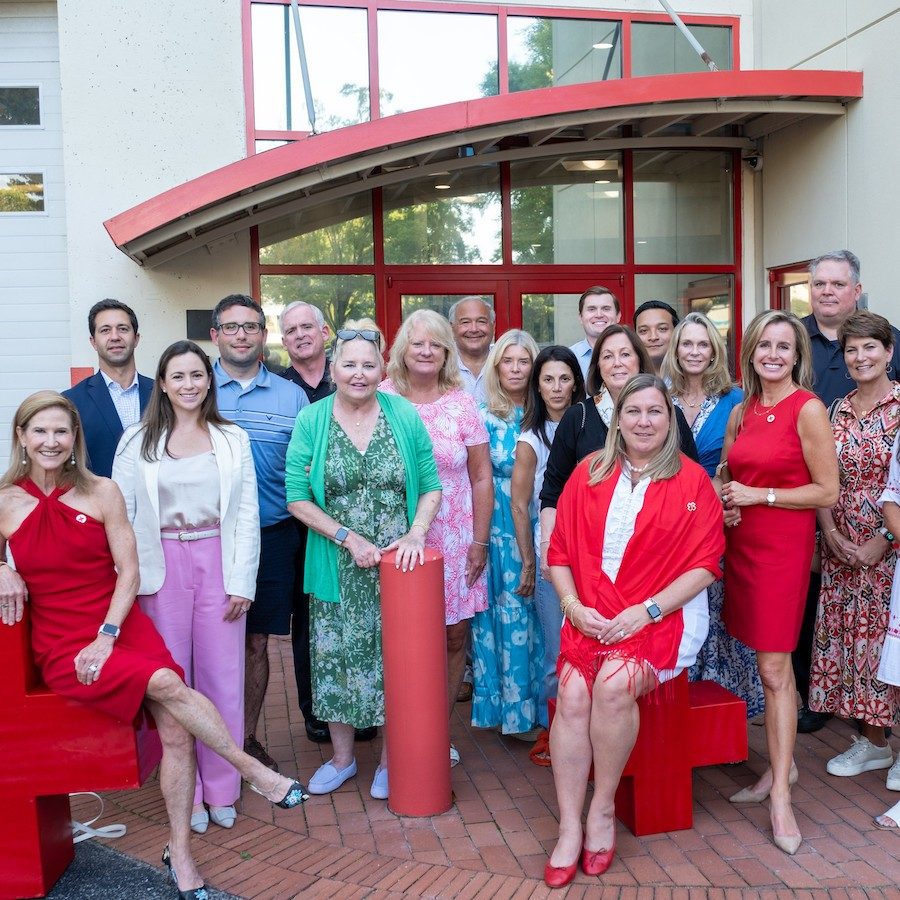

{"left": 260, "top": 274, "right": 375, "bottom": 368}
{"left": 510, "top": 154, "right": 623, "bottom": 264}
{"left": 508, "top": 18, "right": 621, "bottom": 91}
{"left": 0, "top": 173, "right": 44, "bottom": 212}
{"left": 401, "top": 294, "right": 494, "bottom": 323}
{"left": 633, "top": 150, "right": 733, "bottom": 264}
{"left": 522, "top": 293, "right": 586, "bottom": 348}
{"left": 635, "top": 273, "right": 735, "bottom": 371}
{"left": 251, "top": 3, "right": 369, "bottom": 132}
{"left": 383, "top": 166, "right": 501, "bottom": 265}
{"left": 378, "top": 11, "right": 498, "bottom": 115}
{"left": 632, "top": 23, "right": 732, "bottom": 77}
{"left": 0, "top": 87, "right": 40, "bottom": 125}
{"left": 259, "top": 195, "right": 374, "bottom": 265}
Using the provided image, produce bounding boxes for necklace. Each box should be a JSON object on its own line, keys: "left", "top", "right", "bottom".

{"left": 626, "top": 459, "right": 648, "bottom": 474}
{"left": 681, "top": 393, "right": 706, "bottom": 409}
{"left": 752, "top": 388, "right": 794, "bottom": 423}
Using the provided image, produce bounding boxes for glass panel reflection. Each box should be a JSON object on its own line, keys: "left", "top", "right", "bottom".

{"left": 401, "top": 294, "right": 495, "bottom": 323}
{"left": 632, "top": 23, "right": 732, "bottom": 77}
{"left": 511, "top": 154, "right": 623, "bottom": 264}
{"left": 521, "top": 293, "right": 586, "bottom": 349}
{"left": 0, "top": 86, "right": 40, "bottom": 125}
{"left": 0, "top": 172, "right": 44, "bottom": 212}
{"left": 508, "top": 18, "right": 621, "bottom": 91}
{"left": 259, "top": 195, "right": 374, "bottom": 265}
{"left": 260, "top": 274, "right": 375, "bottom": 367}
{"left": 635, "top": 273, "right": 735, "bottom": 372}
{"left": 633, "top": 150, "right": 733, "bottom": 264}
{"left": 251, "top": 3, "right": 369, "bottom": 132}
{"left": 383, "top": 166, "right": 501, "bottom": 265}
{"left": 378, "top": 10, "right": 498, "bottom": 116}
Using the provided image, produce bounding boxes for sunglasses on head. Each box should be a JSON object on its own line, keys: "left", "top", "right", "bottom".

{"left": 337, "top": 328, "right": 380, "bottom": 343}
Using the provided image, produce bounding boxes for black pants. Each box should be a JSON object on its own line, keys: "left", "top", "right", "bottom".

{"left": 288, "top": 520, "right": 314, "bottom": 722}
{"left": 792, "top": 570, "right": 821, "bottom": 705}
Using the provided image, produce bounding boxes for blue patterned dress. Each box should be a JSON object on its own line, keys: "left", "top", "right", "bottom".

{"left": 471, "top": 406, "right": 544, "bottom": 734}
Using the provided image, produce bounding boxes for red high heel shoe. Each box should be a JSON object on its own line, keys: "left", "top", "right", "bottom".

{"left": 544, "top": 858, "right": 578, "bottom": 889}
{"left": 581, "top": 836, "right": 616, "bottom": 876}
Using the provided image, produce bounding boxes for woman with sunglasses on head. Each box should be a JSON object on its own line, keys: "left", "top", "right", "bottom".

{"left": 113, "top": 340, "right": 263, "bottom": 837}
{"left": 285, "top": 319, "right": 442, "bottom": 801}
{"left": 1, "top": 390, "right": 306, "bottom": 900}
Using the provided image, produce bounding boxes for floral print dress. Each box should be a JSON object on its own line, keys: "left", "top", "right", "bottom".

{"left": 310, "top": 414, "right": 408, "bottom": 728}
{"left": 809, "top": 385, "right": 900, "bottom": 726}
{"left": 471, "top": 406, "right": 544, "bottom": 734}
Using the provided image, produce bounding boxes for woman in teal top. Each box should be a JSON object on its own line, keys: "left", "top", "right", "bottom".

{"left": 285, "top": 320, "right": 442, "bottom": 802}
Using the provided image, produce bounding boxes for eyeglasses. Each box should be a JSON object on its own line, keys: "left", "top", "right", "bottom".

{"left": 216, "top": 321, "right": 263, "bottom": 335}
{"left": 337, "top": 328, "right": 380, "bottom": 343}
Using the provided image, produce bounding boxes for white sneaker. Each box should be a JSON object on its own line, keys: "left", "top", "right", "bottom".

{"left": 887, "top": 754, "right": 900, "bottom": 791}
{"left": 449, "top": 744, "right": 460, "bottom": 768}
{"left": 826, "top": 736, "right": 893, "bottom": 777}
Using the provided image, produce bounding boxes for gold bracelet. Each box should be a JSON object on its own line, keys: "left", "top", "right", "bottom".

{"left": 411, "top": 521, "right": 429, "bottom": 533}
{"left": 559, "top": 593, "right": 580, "bottom": 620}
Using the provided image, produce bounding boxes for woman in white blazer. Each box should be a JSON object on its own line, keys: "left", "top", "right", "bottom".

{"left": 113, "top": 340, "right": 260, "bottom": 835}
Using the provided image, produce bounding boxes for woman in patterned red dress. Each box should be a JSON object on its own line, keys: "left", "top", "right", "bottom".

{"left": 0, "top": 392, "right": 307, "bottom": 900}
{"left": 809, "top": 311, "right": 900, "bottom": 785}
{"left": 720, "top": 311, "right": 839, "bottom": 856}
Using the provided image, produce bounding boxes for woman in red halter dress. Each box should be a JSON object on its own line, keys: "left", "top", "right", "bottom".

{"left": 0, "top": 392, "right": 308, "bottom": 900}
{"left": 718, "top": 312, "right": 838, "bottom": 858}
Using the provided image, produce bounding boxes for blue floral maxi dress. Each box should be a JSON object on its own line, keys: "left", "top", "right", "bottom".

{"left": 472, "top": 406, "right": 544, "bottom": 734}
{"left": 310, "top": 415, "right": 408, "bottom": 728}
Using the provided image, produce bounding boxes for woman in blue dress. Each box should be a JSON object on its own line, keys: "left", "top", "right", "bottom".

{"left": 663, "top": 311, "right": 764, "bottom": 718}
{"left": 472, "top": 329, "right": 543, "bottom": 739}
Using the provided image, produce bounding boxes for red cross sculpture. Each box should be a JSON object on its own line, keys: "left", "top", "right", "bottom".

{"left": 0, "top": 610, "right": 161, "bottom": 899}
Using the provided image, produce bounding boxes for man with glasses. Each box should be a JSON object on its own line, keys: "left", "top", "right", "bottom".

{"left": 211, "top": 294, "right": 309, "bottom": 770}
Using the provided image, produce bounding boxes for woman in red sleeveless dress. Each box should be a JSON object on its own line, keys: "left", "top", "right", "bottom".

{"left": 0, "top": 392, "right": 308, "bottom": 900}
{"left": 719, "top": 312, "right": 838, "bottom": 857}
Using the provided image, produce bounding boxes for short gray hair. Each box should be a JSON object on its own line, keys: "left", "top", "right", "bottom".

{"left": 448, "top": 296, "right": 495, "bottom": 325}
{"left": 279, "top": 301, "right": 325, "bottom": 332}
{"left": 810, "top": 250, "right": 860, "bottom": 286}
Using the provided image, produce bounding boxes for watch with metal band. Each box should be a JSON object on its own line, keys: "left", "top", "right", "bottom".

{"left": 334, "top": 526, "right": 350, "bottom": 546}
{"left": 644, "top": 598, "right": 663, "bottom": 623}
{"left": 97, "top": 623, "right": 121, "bottom": 640}
{"left": 766, "top": 487, "right": 776, "bottom": 506}
{"left": 878, "top": 526, "right": 896, "bottom": 543}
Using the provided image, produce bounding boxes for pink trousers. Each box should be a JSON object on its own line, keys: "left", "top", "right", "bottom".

{"left": 139, "top": 535, "right": 245, "bottom": 807}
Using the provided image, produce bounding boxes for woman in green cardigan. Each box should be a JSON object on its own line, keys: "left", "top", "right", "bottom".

{"left": 285, "top": 319, "right": 442, "bottom": 801}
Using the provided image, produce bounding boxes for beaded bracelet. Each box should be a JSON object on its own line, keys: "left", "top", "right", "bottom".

{"left": 472, "top": 539, "right": 489, "bottom": 547}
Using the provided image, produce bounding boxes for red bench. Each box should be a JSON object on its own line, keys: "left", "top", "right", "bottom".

{"left": 0, "top": 609, "right": 161, "bottom": 900}
{"left": 548, "top": 672, "right": 747, "bottom": 836}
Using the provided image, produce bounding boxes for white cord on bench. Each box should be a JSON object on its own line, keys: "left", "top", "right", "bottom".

{"left": 70, "top": 792, "right": 127, "bottom": 844}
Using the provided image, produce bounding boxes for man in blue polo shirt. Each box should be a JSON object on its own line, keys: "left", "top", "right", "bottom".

{"left": 211, "top": 294, "right": 308, "bottom": 771}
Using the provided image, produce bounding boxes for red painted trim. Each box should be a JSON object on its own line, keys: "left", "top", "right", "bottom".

{"left": 621, "top": 14, "right": 632, "bottom": 80}
{"left": 497, "top": 6, "right": 508, "bottom": 95}
{"left": 242, "top": 0, "right": 256, "bottom": 156}
{"left": 70, "top": 367, "right": 94, "bottom": 388}
{"left": 732, "top": 148, "right": 743, "bottom": 367}
{"left": 105, "top": 69, "right": 863, "bottom": 248}
{"left": 250, "top": 225, "right": 261, "bottom": 299}
{"left": 368, "top": 5, "right": 381, "bottom": 119}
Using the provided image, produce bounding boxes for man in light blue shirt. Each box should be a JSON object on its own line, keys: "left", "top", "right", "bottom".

{"left": 211, "top": 294, "right": 309, "bottom": 773}
{"left": 450, "top": 296, "right": 494, "bottom": 405}
{"left": 569, "top": 286, "right": 622, "bottom": 381}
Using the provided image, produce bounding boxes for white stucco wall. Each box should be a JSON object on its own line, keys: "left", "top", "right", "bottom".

{"left": 56, "top": 0, "right": 250, "bottom": 376}
{"left": 754, "top": 2, "right": 900, "bottom": 318}
{"left": 0, "top": 1, "right": 70, "bottom": 460}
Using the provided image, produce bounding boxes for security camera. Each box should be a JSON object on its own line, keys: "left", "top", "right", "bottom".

{"left": 742, "top": 153, "right": 763, "bottom": 172}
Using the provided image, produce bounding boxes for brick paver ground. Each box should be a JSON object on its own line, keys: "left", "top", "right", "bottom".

{"left": 75, "top": 636, "right": 900, "bottom": 898}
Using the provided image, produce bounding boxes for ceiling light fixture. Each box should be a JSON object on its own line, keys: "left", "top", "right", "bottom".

{"left": 593, "top": 41, "right": 613, "bottom": 50}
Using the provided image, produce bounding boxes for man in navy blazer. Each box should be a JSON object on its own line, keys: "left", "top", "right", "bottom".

{"left": 63, "top": 299, "right": 154, "bottom": 478}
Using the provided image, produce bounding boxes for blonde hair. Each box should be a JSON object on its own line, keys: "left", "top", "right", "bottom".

{"left": 332, "top": 318, "right": 386, "bottom": 367}
{"left": 387, "top": 310, "right": 461, "bottom": 394}
{"left": 662, "top": 311, "right": 735, "bottom": 398}
{"left": 587, "top": 374, "right": 682, "bottom": 485}
{"left": 2, "top": 391, "right": 94, "bottom": 492}
{"left": 737, "top": 310, "right": 813, "bottom": 428}
{"left": 484, "top": 329, "right": 539, "bottom": 420}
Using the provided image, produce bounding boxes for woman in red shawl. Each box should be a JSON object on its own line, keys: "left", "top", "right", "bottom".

{"left": 544, "top": 375, "right": 724, "bottom": 887}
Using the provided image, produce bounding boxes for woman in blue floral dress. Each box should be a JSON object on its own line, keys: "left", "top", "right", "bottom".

{"left": 472, "top": 329, "right": 543, "bottom": 738}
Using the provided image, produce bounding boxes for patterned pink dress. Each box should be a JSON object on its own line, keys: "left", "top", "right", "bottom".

{"left": 380, "top": 381, "right": 489, "bottom": 624}
{"left": 809, "top": 385, "right": 900, "bottom": 726}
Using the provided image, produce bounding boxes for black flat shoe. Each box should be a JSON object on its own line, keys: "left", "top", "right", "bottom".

{"left": 305, "top": 717, "right": 330, "bottom": 743}
{"left": 249, "top": 778, "right": 310, "bottom": 809}
{"left": 797, "top": 706, "right": 832, "bottom": 734}
{"left": 162, "top": 846, "right": 210, "bottom": 900}
{"left": 354, "top": 726, "right": 377, "bottom": 742}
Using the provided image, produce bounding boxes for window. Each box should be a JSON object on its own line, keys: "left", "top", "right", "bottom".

{"left": 770, "top": 264, "right": 812, "bottom": 317}
{"left": 0, "top": 173, "right": 44, "bottom": 212}
{"left": 631, "top": 23, "right": 732, "bottom": 77}
{"left": 508, "top": 17, "right": 621, "bottom": 91}
{"left": 0, "top": 87, "right": 40, "bottom": 126}
{"left": 522, "top": 293, "right": 587, "bottom": 348}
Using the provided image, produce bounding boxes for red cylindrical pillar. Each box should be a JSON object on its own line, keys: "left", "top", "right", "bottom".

{"left": 380, "top": 548, "right": 451, "bottom": 816}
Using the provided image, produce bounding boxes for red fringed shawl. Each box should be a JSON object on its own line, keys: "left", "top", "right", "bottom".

{"left": 547, "top": 456, "right": 724, "bottom": 688}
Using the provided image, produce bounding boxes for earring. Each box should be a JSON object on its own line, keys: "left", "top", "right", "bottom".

{"left": 20, "top": 445, "right": 27, "bottom": 466}
{"left": 70, "top": 451, "right": 76, "bottom": 467}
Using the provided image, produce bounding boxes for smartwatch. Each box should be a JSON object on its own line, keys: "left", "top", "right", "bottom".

{"left": 766, "top": 488, "right": 776, "bottom": 506}
{"left": 97, "top": 623, "right": 121, "bottom": 640}
{"left": 334, "top": 526, "right": 350, "bottom": 546}
{"left": 644, "top": 599, "right": 663, "bottom": 623}
{"left": 879, "top": 526, "right": 896, "bottom": 543}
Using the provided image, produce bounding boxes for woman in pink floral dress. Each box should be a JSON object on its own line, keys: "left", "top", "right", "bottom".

{"left": 810, "top": 311, "right": 900, "bottom": 787}
{"left": 382, "top": 309, "right": 493, "bottom": 767}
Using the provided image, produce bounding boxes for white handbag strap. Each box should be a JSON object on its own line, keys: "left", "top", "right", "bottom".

{"left": 70, "top": 792, "right": 127, "bottom": 844}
